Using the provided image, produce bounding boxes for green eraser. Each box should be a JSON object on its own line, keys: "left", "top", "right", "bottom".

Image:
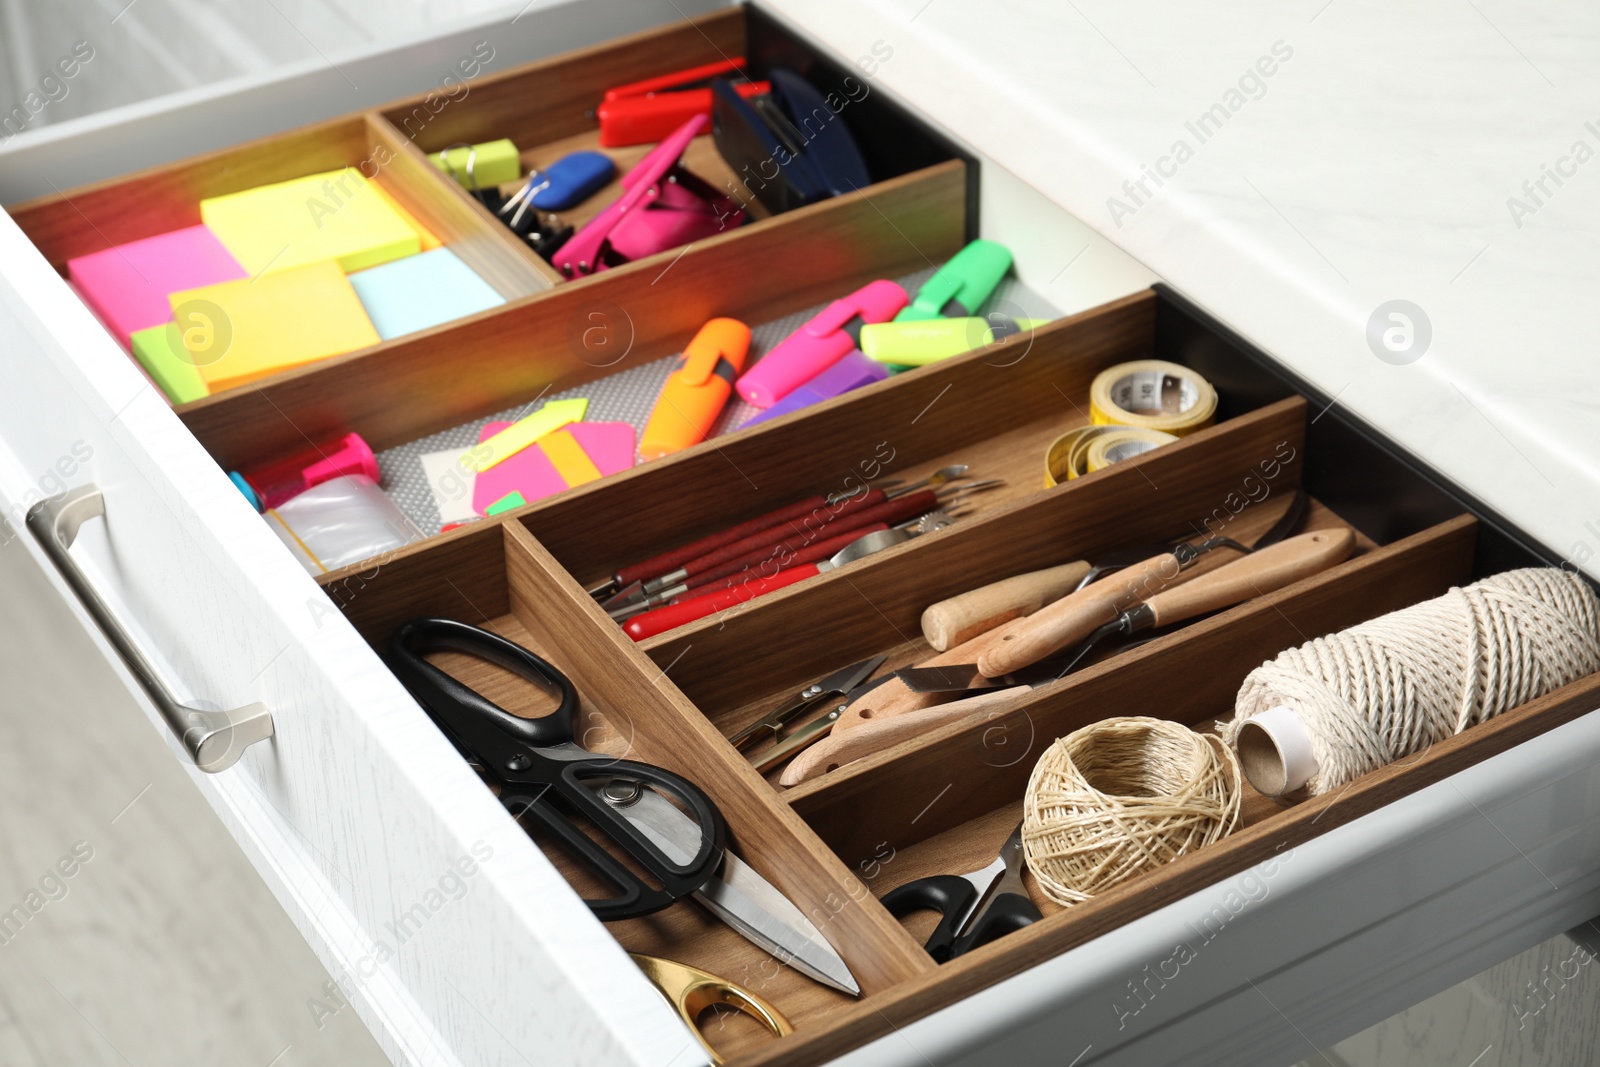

{"left": 129, "top": 323, "right": 210, "bottom": 405}
{"left": 485, "top": 490, "right": 527, "bottom": 516}
{"left": 861, "top": 317, "right": 1049, "bottom": 366}
{"left": 430, "top": 140, "right": 521, "bottom": 188}
{"left": 896, "top": 239, "right": 1014, "bottom": 322}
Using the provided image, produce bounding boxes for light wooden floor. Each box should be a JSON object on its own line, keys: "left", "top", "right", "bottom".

{"left": 0, "top": 535, "right": 388, "bottom": 1066}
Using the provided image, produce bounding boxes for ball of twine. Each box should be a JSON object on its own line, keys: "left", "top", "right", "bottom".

{"left": 1022, "top": 717, "right": 1241, "bottom": 907}
{"left": 1225, "top": 568, "right": 1600, "bottom": 796}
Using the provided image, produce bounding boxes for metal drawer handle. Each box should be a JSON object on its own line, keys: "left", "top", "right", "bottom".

{"left": 26, "top": 485, "right": 273, "bottom": 772}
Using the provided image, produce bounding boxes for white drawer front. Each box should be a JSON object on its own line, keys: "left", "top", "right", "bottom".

{"left": 0, "top": 208, "right": 690, "bottom": 1065}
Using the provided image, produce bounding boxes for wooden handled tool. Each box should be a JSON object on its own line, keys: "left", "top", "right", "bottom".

{"left": 920, "top": 560, "right": 1093, "bottom": 650}
{"left": 976, "top": 529, "right": 1354, "bottom": 677}
{"left": 777, "top": 688, "right": 1026, "bottom": 786}
{"left": 1138, "top": 528, "right": 1354, "bottom": 626}
{"left": 828, "top": 624, "right": 1023, "bottom": 733}
{"left": 975, "top": 555, "right": 1179, "bottom": 678}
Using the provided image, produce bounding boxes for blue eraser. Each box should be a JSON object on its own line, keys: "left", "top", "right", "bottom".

{"left": 530, "top": 151, "right": 616, "bottom": 211}
{"left": 348, "top": 248, "right": 505, "bottom": 340}
{"left": 741, "top": 351, "right": 888, "bottom": 428}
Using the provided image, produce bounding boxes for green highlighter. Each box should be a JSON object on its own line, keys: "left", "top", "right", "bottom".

{"left": 860, "top": 315, "right": 1049, "bottom": 367}
{"left": 895, "top": 239, "right": 1014, "bottom": 322}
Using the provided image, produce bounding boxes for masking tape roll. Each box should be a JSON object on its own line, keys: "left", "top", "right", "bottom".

{"left": 1044, "top": 425, "right": 1179, "bottom": 487}
{"left": 1089, "top": 359, "right": 1216, "bottom": 436}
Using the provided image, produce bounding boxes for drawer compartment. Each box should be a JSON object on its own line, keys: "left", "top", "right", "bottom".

{"left": 314, "top": 281, "right": 1600, "bottom": 1064}
{"left": 6, "top": 4, "right": 962, "bottom": 412}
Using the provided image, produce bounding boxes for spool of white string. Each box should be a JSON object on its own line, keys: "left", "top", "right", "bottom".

{"left": 1225, "top": 568, "right": 1600, "bottom": 796}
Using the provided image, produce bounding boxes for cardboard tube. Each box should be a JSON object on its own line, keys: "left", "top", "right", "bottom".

{"left": 1235, "top": 705, "right": 1318, "bottom": 796}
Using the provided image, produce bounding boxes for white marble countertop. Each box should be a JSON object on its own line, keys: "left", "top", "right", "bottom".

{"left": 769, "top": 0, "right": 1600, "bottom": 574}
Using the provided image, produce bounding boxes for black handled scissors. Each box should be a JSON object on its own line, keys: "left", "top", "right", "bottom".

{"left": 881, "top": 820, "right": 1042, "bottom": 962}
{"left": 387, "top": 619, "right": 726, "bottom": 921}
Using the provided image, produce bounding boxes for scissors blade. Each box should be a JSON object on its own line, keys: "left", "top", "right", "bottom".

{"left": 956, "top": 821, "right": 1028, "bottom": 939}
{"left": 598, "top": 786, "right": 860, "bottom": 996}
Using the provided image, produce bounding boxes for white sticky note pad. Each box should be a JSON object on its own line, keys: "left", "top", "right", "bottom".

{"left": 420, "top": 449, "right": 478, "bottom": 524}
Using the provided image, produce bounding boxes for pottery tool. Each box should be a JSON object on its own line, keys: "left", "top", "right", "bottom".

{"left": 1227, "top": 567, "right": 1600, "bottom": 797}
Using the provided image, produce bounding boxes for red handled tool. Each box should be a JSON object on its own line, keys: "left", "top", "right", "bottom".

{"left": 598, "top": 58, "right": 769, "bottom": 147}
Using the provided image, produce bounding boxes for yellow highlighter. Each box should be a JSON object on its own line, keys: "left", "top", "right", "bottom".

{"left": 640, "top": 318, "right": 751, "bottom": 460}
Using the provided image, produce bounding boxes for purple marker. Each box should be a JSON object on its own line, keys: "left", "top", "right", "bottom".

{"left": 740, "top": 350, "right": 889, "bottom": 428}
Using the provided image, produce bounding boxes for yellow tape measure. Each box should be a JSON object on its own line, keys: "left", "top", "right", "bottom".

{"left": 1088, "top": 359, "right": 1216, "bottom": 436}
{"left": 1044, "top": 425, "right": 1179, "bottom": 487}
{"left": 1045, "top": 360, "right": 1214, "bottom": 487}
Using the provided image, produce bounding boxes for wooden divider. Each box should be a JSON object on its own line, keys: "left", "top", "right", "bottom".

{"left": 498, "top": 522, "right": 934, "bottom": 995}
{"left": 789, "top": 514, "right": 1478, "bottom": 865}
{"left": 518, "top": 289, "right": 1157, "bottom": 585}
{"left": 381, "top": 8, "right": 747, "bottom": 154}
{"left": 645, "top": 395, "right": 1309, "bottom": 716}
{"left": 180, "top": 157, "right": 967, "bottom": 469}
{"left": 363, "top": 113, "right": 559, "bottom": 294}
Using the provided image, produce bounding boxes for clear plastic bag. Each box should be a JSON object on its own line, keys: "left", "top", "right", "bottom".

{"left": 264, "top": 474, "right": 421, "bottom": 574}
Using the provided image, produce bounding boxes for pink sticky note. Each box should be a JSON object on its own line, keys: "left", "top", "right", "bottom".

{"left": 472, "top": 422, "right": 568, "bottom": 515}
{"left": 566, "top": 422, "right": 637, "bottom": 475}
{"left": 67, "top": 225, "right": 248, "bottom": 349}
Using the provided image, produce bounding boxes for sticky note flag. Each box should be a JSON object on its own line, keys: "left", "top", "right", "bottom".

{"left": 419, "top": 449, "right": 478, "bottom": 525}
{"left": 485, "top": 491, "right": 527, "bottom": 516}
{"left": 128, "top": 324, "right": 210, "bottom": 405}
{"left": 169, "top": 261, "right": 381, "bottom": 392}
{"left": 471, "top": 398, "right": 588, "bottom": 472}
{"left": 201, "top": 167, "right": 420, "bottom": 276}
{"left": 565, "top": 422, "right": 636, "bottom": 476}
{"left": 430, "top": 140, "right": 521, "bottom": 188}
{"left": 539, "top": 430, "right": 604, "bottom": 487}
{"left": 349, "top": 249, "right": 504, "bottom": 340}
{"left": 472, "top": 421, "right": 566, "bottom": 515}
{"left": 68, "top": 225, "right": 247, "bottom": 348}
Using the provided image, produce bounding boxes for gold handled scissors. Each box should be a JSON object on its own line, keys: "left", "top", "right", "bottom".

{"left": 631, "top": 954, "right": 793, "bottom": 1065}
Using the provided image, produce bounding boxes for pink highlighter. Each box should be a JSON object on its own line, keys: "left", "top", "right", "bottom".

{"left": 735, "top": 279, "right": 908, "bottom": 408}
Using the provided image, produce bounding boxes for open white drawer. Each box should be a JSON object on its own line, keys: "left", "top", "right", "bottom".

{"left": 4, "top": 4, "right": 1600, "bottom": 1067}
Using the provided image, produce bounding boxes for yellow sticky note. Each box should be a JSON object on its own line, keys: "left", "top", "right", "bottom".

{"left": 201, "top": 167, "right": 421, "bottom": 276}
{"left": 370, "top": 183, "right": 442, "bottom": 252}
{"left": 539, "top": 429, "right": 603, "bottom": 487}
{"left": 472, "top": 398, "right": 589, "bottom": 472}
{"left": 169, "top": 261, "right": 381, "bottom": 392}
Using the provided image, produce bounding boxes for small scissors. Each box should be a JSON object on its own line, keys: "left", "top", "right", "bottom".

{"left": 388, "top": 618, "right": 726, "bottom": 920}
{"left": 881, "top": 820, "right": 1042, "bottom": 962}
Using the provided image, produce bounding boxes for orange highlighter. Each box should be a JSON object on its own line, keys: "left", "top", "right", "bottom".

{"left": 640, "top": 317, "right": 752, "bottom": 459}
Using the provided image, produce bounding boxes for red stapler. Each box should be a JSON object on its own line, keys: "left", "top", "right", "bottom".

{"left": 598, "top": 57, "right": 769, "bottom": 147}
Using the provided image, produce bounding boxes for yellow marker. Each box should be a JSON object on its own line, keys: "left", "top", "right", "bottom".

{"left": 168, "top": 261, "right": 381, "bottom": 393}
{"left": 539, "top": 429, "right": 604, "bottom": 487}
{"left": 201, "top": 167, "right": 421, "bottom": 276}
{"left": 471, "top": 398, "right": 589, "bottom": 471}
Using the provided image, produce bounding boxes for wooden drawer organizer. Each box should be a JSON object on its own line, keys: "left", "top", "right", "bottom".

{"left": 12, "top": 6, "right": 1599, "bottom": 1064}
{"left": 4, "top": 5, "right": 964, "bottom": 424}
{"left": 323, "top": 282, "right": 1600, "bottom": 1064}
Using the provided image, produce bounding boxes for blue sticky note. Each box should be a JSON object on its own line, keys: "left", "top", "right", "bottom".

{"left": 348, "top": 248, "right": 505, "bottom": 340}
